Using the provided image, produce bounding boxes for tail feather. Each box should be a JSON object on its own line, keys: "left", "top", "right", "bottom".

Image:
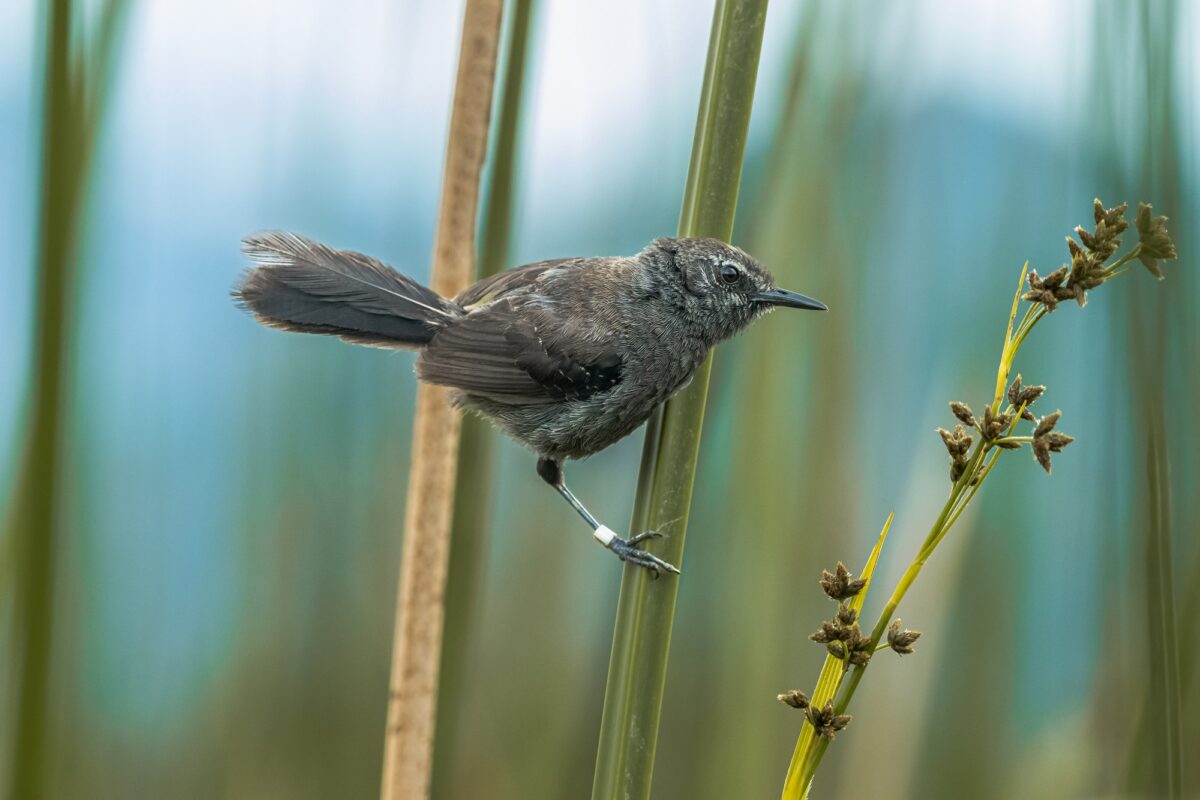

{"left": 234, "top": 232, "right": 461, "bottom": 349}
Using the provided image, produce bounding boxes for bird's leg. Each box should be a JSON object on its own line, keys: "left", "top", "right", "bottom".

{"left": 535, "top": 458, "right": 680, "bottom": 576}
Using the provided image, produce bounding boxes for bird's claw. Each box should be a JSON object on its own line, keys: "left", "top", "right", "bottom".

{"left": 627, "top": 529, "right": 664, "bottom": 546}
{"left": 608, "top": 531, "right": 680, "bottom": 577}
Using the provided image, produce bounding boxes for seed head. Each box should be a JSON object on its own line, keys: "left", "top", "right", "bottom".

{"left": 887, "top": 619, "right": 922, "bottom": 655}
{"left": 806, "top": 701, "right": 852, "bottom": 740}
{"left": 1007, "top": 375, "right": 1045, "bottom": 421}
{"left": 949, "top": 401, "right": 977, "bottom": 427}
{"left": 1034, "top": 410, "right": 1061, "bottom": 438}
{"left": 846, "top": 633, "right": 874, "bottom": 667}
{"left": 982, "top": 405, "right": 1014, "bottom": 440}
{"left": 938, "top": 425, "right": 973, "bottom": 458}
{"left": 1135, "top": 202, "right": 1177, "bottom": 280}
{"left": 938, "top": 424, "right": 973, "bottom": 483}
{"left": 811, "top": 603, "right": 872, "bottom": 664}
{"left": 820, "top": 561, "right": 866, "bottom": 601}
{"left": 1031, "top": 410, "right": 1074, "bottom": 474}
{"left": 1094, "top": 197, "right": 1129, "bottom": 229}
{"left": 1023, "top": 267, "right": 1068, "bottom": 311}
{"left": 777, "top": 689, "right": 810, "bottom": 709}
{"left": 1042, "top": 199, "right": 1135, "bottom": 308}
{"left": 809, "top": 620, "right": 840, "bottom": 644}
{"left": 1075, "top": 199, "right": 1128, "bottom": 261}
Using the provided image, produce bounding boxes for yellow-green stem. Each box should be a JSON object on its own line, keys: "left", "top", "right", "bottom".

{"left": 790, "top": 231, "right": 1165, "bottom": 796}
{"left": 782, "top": 516, "right": 892, "bottom": 800}
{"left": 796, "top": 438, "right": 991, "bottom": 793}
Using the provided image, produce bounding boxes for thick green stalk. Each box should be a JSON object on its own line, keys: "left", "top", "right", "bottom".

{"left": 433, "top": 0, "right": 536, "bottom": 792}
{"left": 590, "top": 2, "right": 769, "bottom": 798}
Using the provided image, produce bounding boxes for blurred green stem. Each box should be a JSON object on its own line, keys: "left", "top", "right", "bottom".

{"left": 8, "top": 4, "right": 75, "bottom": 795}
{"left": 7, "top": 0, "right": 126, "bottom": 794}
{"left": 590, "top": 1, "right": 769, "bottom": 798}
{"left": 433, "top": 0, "right": 536, "bottom": 792}
{"left": 1143, "top": 421, "right": 1182, "bottom": 797}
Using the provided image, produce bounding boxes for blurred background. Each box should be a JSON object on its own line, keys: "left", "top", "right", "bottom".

{"left": 2, "top": 0, "right": 1197, "bottom": 798}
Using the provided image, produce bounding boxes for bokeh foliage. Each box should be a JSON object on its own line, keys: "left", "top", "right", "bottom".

{"left": 1, "top": 1, "right": 1194, "bottom": 798}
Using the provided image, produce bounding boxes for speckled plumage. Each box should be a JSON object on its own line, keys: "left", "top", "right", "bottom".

{"left": 236, "top": 232, "right": 825, "bottom": 573}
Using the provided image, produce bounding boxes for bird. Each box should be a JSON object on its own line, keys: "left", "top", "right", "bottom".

{"left": 234, "top": 233, "right": 826, "bottom": 575}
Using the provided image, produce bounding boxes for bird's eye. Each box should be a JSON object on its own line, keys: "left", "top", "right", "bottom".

{"left": 718, "top": 264, "right": 741, "bottom": 285}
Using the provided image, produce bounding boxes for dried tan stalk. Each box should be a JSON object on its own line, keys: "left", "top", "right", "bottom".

{"left": 380, "top": 1, "right": 504, "bottom": 797}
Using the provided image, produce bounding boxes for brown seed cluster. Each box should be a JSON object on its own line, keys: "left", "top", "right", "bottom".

{"left": 981, "top": 405, "right": 1015, "bottom": 440}
{"left": 779, "top": 197, "right": 1176, "bottom": 771}
{"left": 949, "top": 401, "right": 976, "bottom": 427}
{"left": 937, "top": 424, "right": 974, "bottom": 482}
{"left": 1023, "top": 266, "right": 1072, "bottom": 310}
{"left": 1135, "top": 202, "right": 1177, "bottom": 279}
{"left": 1006, "top": 374, "right": 1045, "bottom": 422}
{"left": 809, "top": 603, "right": 873, "bottom": 666}
{"left": 886, "top": 619, "right": 922, "bottom": 655}
{"left": 1023, "top": 198, "right": 1177, "bottom": 311}
{"left": 1031, "top": 410, "right": 1074, "bottom": 474}
{"left": 941, "top": 377, "right": 1073, "bottom": 477}
{"left": 820, "top": 561, "right": 866, "bottom": 601}
{"left": 1025, "top": 199, "right": 1127, "bottom": 310}
{"left": 777, "top": 689, "right": 810, "bottom": 709}
{"left": 805, "top": 701, "right": 852, "bottom": 740}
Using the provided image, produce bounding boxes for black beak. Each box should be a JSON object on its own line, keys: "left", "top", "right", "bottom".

{"left": 753, "top": 288, "right": 828, "bottom": 311}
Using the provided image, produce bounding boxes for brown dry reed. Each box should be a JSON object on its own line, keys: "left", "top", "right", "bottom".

{"left": 380, "top": 2, "right": 503, "bottom": 798}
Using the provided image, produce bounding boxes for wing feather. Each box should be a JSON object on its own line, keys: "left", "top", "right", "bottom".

{"left": 455, "top": 258, "right": 586, "bottom": 307}
{"left": 417, "top": 298, "right": 623, "bottom": 405}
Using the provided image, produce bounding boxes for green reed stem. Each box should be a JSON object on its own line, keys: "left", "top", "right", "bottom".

{"left": 7, "top": 6, "right": 76, "bottom": 794}
{"left": 590, "top": 2, "right": 769, "bottom": 798}
{"left": 7, "top": 0, "right": 127, "bottom": 795}
{"left": 1142, "top": 421, "right": 1183, "bottom": 798}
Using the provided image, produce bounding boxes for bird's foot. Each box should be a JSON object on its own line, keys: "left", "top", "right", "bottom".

{"left": 605, "top": 530, "right": 680, "bottom": 577}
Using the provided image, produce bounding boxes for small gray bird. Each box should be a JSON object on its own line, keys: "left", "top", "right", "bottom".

{"left": 235, "top": 233, "right": 825, "bottom": 574}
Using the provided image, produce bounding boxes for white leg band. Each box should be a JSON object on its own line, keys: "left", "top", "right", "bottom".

{"left": 593, "top": 524, "right": 618, "bottom": 547}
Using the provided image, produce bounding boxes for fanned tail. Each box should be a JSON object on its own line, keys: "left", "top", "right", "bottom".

{"left": 234, "top": 232, "right": 462, "bottom": 349}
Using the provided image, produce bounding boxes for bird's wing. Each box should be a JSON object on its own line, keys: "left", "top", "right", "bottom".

{"left": 454, "top": 258, "right": 585, "bottom": 308}
{"left": 417, "top": 298, "right": 623, "bottom": 405}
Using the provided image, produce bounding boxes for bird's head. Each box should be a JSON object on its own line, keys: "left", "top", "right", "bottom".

{"left": 645, "top": 236, "right": 826, "bottom": 343}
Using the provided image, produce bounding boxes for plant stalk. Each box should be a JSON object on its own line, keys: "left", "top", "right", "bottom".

{"left": 379, "top": 2, "right": 504, "bottom": 797}
{"left": 791, "top": 276, "right": 1066, "bottom": 793}
{"left": 790, "top": 441, "right": 984, "bottom": 794}
{"left": 7, "top": 1, "right": 127, "bottom": 795}
{"left": 7, "top": 3, "right": 77, "bottom": 795}
{"left": 590, "top": 1, "right": 769, "bottom": 798}
{"left": 432, "top": 0, "right": 536, "bottom": 793}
